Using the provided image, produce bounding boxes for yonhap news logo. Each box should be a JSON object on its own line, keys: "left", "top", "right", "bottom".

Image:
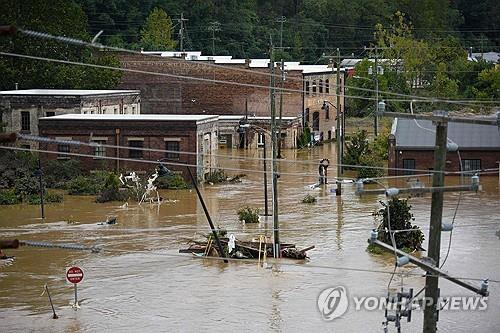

{"left": 317, "top": 286, "right": 349, "bottom": 321}
{"left": 317, "top": 286, "right": 488, "bottom": 321}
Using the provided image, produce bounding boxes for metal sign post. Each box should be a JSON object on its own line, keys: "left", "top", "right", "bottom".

{"left": 66, "top": 266, "right": 84, "bottom": 309}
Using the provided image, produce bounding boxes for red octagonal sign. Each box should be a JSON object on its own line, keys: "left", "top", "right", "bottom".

{"left": 66, "top": 266, "right": 84, "bottom": 284}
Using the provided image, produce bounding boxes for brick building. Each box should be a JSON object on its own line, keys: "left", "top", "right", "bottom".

{"left": 0, "top": 89, "right": 141, "bottom": 149}
{"left": 388, "top": 118, "right": 500, "bottom": 176}
{"left": 38, "top": 114, "right": 218, "bottom": 181}
{"left": 116, "top": 52, "right": 346, "bottom": 144}
{"left": 117, "top": 52, "right": 303, "bottom": 117}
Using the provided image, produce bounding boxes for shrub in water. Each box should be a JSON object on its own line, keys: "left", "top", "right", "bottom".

{"left": 237, "top": 206, "right": 260, "bottom": 223}
{"left": 301, "top": 194, "right": 317, "bottom": 204}
{"left": 155, "top": 173, "right": 190, "bottom": 189}
{"left": 67, "top": 176, "right": 101, "bottom": 195}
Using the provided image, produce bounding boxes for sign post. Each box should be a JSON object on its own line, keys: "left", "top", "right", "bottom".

{"left": 66, "top": 266, "right": 84, "bottom": 309}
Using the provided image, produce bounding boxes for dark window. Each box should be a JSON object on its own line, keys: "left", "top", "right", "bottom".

{"left": 319, "top": 79, "right": 323, "bottom": 93}
{"left": 21, "top": 111, "right": 30, "bottom": 131}
{"left": 305, "top": 81, "right": 310, "bottom": 95}
{"left": 312, "top": 112, "right": 320, "bottom": 131}
{"left": 403, "top": 159, "right": 416, "bottom": 175}
{"left": 165, "top": 141, "right": 180, "bottom": 159}
{"left": 461, "top": 159, "right": 481, "bottom": 174}
{"left": 328, "top": 130, "right": 332, "bottom": 140}
{"left": 325, "top": 79, "right": 330, "bottom": 94}
{"left": 93, "top": 140, "right": 106, "bottom": 157}
{"left": 58, "top": 144, "right": 70, "bottom": 159}
{"left": 305, "top": 108, "right": 310, "bottom": 124}
{"left": 325, "top": 105, "right": 330, "bottom": 120}
{"left": 45, "top": 111, "right": 55, "bottom": 117}
{"left": 129, "top": 140, "right": 143, "bottom": 159}
{"left": 312, "top": 80, "right": 317, "bottom": 94}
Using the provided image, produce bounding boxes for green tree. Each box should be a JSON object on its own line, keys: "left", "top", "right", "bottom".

{"left": 473, "top": 66, "right": 500, "bottom": 100}
{"left": 140, "top": 7, "right": 177, "bottom": 51}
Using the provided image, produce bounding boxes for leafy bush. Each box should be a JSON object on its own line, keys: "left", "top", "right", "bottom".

{"left": 26, "top": 192, "right": 63, "bottom": 205}
{"left": 237, "top": 206, "right": 260, "bottom": 223}
{"left": 358, "top": 154, "right": 384, "bottom": 179}
{"left": 372, "top": 197, "right": 424, "bottom": 252}
{"left": 301, "top": 194, "right": 316, "bottom": 204}
{"left": 155, "top": 173, "right": 190, "bottom": 189}
{"left": 0, "top": 189, "right": 21, "bottom": 205}
{"left": 67, "top": 176, "right": 101, "bottom": 195}
{"left": 14, "top": 175, "right": 42, "bottom": 198}
{"left": 95, "top": 173, "right": 129, "bottom": 203}
{"left": 0, "top": 151, "right": 37, "bottom": 188}
{"left": 44, "top": 159, "right": 84, "bottom": 188}
{"left": 371, "top": 127, "right": 390, "bottom": 160}
{"left": 205, "top": 169, "right": 228, "bottom": 184}
{"left": 343, "top": 130, "right": 370, "bottom": 168}
{"left": 297, "top": 127, "right": 312, "bottom": 148}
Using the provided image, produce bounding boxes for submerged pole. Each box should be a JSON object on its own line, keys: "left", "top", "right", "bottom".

{"left": 187, "top": 167, "right": 228, "bottom": 263}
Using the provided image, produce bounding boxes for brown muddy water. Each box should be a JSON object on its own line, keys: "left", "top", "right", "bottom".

{"left": 1, "top": 144, "right": 499, "bottom": 332}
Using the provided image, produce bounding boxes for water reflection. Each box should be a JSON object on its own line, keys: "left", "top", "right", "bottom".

{"left": 0, "top": 144, "right": 499, "bottom": 332}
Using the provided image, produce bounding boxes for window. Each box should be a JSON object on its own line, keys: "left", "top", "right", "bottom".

{"left": 124, "top": 106, "right": 128, "bottom": 114}
{"left": 93, "top": 140, "right": 106, "bottom": 157}
{"left": 45, "top": 111, "right": 55, "bottom": 117}
{"left": 129, "top": 140, "right": 143, "bottom": 158}
{"left": 403, "top": 159, "right": 416, "bottom": 175}
{"left": 58, "top": 144, "right": 70, "bottom": 159}
{"left": 328, "top": 130, "right": 332, "bottom": 140}
{"left": 319, "top": 79, "right": 323, "bottom": 93}
{"left": 114, "top": 108, "right": 118, "bottom": 114}
{"left": 21, "top": 111, "right": 30, "bottom": 131}
{"left": 165, "top": 141, "right": 180, "bottom": 159}
{"left": 304, "top": 108, "right": 310, "bottom": 124}
{"left": 312, "top": 111, "right": 320, "bottom": 131}
{"left": 305, "top": 81, "right": 310, "bottom": 95}
{"left": 312, "top": 80, "right": 317, "bottom": 94}
{"left": 102, "top": 108, "right": 106, "bottom": 114}
{"left": 132, "top": 106, "right": 136, "bottom": 114}
{"left": 325, "top": 105, "right": 330, "bottom": 120}
{"left": 325, "top": 79, "right": 330, "bottom": 94}
{"left": 461, "top": 159, "right": 481, "bottom": 175}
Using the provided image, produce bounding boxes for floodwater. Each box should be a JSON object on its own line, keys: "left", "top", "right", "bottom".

{"left": 1, "top": 144, "right": 499, "bottom": 332}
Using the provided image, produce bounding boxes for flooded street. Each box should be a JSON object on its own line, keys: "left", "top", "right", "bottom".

{"left": 1, "top": 144, "right": 499, "bottom": 332}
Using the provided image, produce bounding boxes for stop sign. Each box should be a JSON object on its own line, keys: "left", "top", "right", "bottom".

{"left": 66, "top": 266, "right": 84, "bottom": 284}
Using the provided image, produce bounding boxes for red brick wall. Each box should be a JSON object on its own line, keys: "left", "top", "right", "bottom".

{"left": 38, "top": 119, "right": 198, "bottom": 180}
{"left": 116, "top": 53, "right": 303, "bottom": 117}
{"left": 389, "top": 148, "right": 500, "bottom": 175}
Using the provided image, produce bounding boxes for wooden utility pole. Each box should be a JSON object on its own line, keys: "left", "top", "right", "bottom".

{"left": 277, "top": 59, "right": 284, "bottom": 158}
{"left": 178, "top": 13, "right": 188, "bottom": 52}
{"left": 269, "top": 38, "right": 280, "bottom": 257}
{"left": 336, "top": 48, "right": 342, "bottom": 196}
{"left": 374, "top": 46, "right": 379, "bottom": 136}
{"left": 423, "top": 115, "right": 448, "bottom": 333}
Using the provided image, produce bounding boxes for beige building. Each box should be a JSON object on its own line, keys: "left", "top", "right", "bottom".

{"left": 302, "top": 69, "right": 346, "bottom": 142}
{"left": 0, "top": 89, "right": 141, "bottom": 148}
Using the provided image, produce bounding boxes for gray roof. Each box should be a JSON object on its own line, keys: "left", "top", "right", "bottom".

{"left": 0, "top": 89, "right": 140, "bottom": 96}
{"left": 40, "top": 114, "right": 217, "bottom": 122}
{"left": 393, "top": 118, "right": 500, "bottom": 150}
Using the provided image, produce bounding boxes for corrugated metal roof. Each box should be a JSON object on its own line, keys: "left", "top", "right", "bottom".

{"left": 394, "top": 118, "right": 500, "bottom": 149}
{"left": 40, "top": 114, "right": 217, "bottom": 121}
{"left": 0, "top": 89, "right": 140, "bottom": 96}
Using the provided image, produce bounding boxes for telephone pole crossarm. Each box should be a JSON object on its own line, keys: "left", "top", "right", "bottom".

{"left": 369, "top": 239, "right": 489, "bottom": 297}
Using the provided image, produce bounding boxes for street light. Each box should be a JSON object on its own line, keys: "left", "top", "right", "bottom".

{"left": 322, "top": 100, "right": 343, "bottom": 196}
{"left": 238, "top": 122, "right": 272, "bottom": 217}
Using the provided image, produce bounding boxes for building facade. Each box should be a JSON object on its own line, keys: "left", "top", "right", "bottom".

{"left": 388, "top": 118, "right": 500, "bottom": 176}
{"left": 303, "top": 69, "right": 345, "bottom": 142}
{"left": 38, "top": 114, "right": 218, "bottom": 181}
{"left": 0, "top": 89, "right": 141, "bottom": 148}
{"left": 218, "top": 115, "right": 300, "bottom": 149}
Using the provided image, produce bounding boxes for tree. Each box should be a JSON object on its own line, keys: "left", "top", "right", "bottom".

{"left": 140, "top": 8, "right": 177, "bottom": 51}
{"left": 473, "top": 66, "right": 500, "bottom": 100}
{"left": 373, "top": 197, "right": 424, "bottom": 252}
{"left": 0, "top": 0, "right": 122, "bottom": 90}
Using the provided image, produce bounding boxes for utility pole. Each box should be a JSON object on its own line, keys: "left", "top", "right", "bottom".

{"left": 208, "top": 21, "right": 221, "bottom": 55}
{"left": 423, "top": 113, "right": 448, "bottom": 333}
{"left": 177, "top": 13, "right": 188, "bottom": 52}
{"left": 263, "top": 134, "right": 269, "bottom": 216}
{"left": 269, "top": 37, "right": 280, "bottom": 257}
{"left": 374, "top": 46, "right": 379, "bottom": 136}
{"left": 276, "top": 16, "right": 286, "bottom": 49}
{"left": 336, "top": 48, "right": 342, "bottom": 196}
{"left": 277, "top": 59, "right": 285, "bottom": 159}
{"left": 36, "top": 157, "right": 45, "bottom": 219}
{"left": 369, "top": 110, "right": 496, "bottom": 333}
